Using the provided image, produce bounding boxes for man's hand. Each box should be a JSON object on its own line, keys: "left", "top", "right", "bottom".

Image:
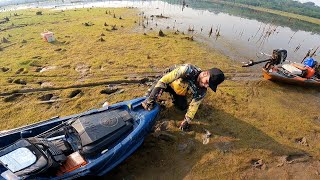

{"left": 142, "top": 100, "right": 154, "bottom": 111}
{"left": 179, "top": 119, "right": 190, "bottom": 131}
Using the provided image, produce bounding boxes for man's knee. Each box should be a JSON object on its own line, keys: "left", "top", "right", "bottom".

{"left": 173, "top": 97, "right": 188, "bottom": 111}
{"left": 175, "top": 103, "right": 188, "bottom": 111}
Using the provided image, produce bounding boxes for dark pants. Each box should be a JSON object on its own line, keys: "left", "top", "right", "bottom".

{"left": 146, "top": 78, "right": 188, "bottom": 111}
{"left": 165, "top": 86, "right": 188, "bottom": 111}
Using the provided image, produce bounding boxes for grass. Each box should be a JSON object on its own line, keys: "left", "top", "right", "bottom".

{"left": 1, "top": 7, "right": 320, "bottom": 179}
{"left": 0, "top": 7, "right": 237, "bottom": 129}
{"left": 0, "top": 8, "right": 234, "bottom": 92}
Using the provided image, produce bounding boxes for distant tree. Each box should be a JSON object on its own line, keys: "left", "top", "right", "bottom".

{"left": 303, "top": 2, "right": 315, "bottom": 6}
{"left": 221, "top": 0, "right": 320, "bottom": 19}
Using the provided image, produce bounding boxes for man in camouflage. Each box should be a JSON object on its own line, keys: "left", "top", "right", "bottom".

{"left": 142, "top": 64, "right": 225, "bottom": 131}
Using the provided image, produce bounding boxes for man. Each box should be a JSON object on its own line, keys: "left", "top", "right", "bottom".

{"left": 142, "top": 64, "right": 225, "bottom": 131}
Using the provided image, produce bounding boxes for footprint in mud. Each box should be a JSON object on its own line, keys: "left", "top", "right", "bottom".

{"left": 3, "top": 94, "right": 23, "bottom": 102}
{"left": 15, "top": 68, "right": 26, "bottom": 74}
{"left": 38, "top": 94, "right": 60, "bottom": 103}
{"left": 38, "top": 94, "right": 53, "bottom": 101}
{"left": 12, "top": 79, "right": 27, "bottom": 85}
{"left": 100, "top": 88, "right": 119, "bottom": 95}
{"left": 54, "top": 48, "right": 62, "bottom": 51}
{"left": 285, "top": 154, "right": 311, "bottom": 163}
{"left": 277, "top": 153, "right": 311, "bottom": 166}
{"left": 1, "top": 67, "right": 10, "bottom": 72}
{"left": 68, "top": 89, "right": 82, "bottom": 98}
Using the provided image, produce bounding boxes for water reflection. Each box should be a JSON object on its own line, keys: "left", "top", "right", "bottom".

{"left": 1, "top": 0, "right": 319, "bottom": 62}
{"left": 170, "top": 0, "right": 320, "bottom": 34}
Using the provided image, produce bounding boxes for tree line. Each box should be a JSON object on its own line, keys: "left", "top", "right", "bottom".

{"left": 222, "top": 0, "right": 320, "bottom": 19}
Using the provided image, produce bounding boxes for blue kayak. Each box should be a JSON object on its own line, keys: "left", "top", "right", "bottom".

{"left": 0, "top": 97, "right": 160, "bottom": 179}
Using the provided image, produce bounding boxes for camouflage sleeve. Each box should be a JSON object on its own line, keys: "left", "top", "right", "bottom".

{"left": 155, "top": 65, "right": 189, "bottom": 88}
{"left": 185, "top": 97, "right": 204, "bottom": 121}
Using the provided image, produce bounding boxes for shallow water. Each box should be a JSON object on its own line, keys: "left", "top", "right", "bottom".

{"left": 1, "top": 0, "right": 319, "bottom": 63}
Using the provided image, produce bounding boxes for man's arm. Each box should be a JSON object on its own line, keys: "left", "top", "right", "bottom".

{"left": 179, "top": 97, "right": 204, "bottom": 131}
{"left": 185, "top": 98, "right": 204, "bottom": 122}
{"left": 143, "top": 65, "right": 189, "bottom": 110}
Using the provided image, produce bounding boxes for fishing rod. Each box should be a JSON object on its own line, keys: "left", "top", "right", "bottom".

{"left": 301, "top": 49, "right": 312, "bottom": 63}
{"left": 242, "top": 49, "right": 292, "bottom": 67}
{"left": 242, "top": 52, "right": 272, "bottom": 67}
{"left": 241, "top": 58, "right": 272, "bottom": 67}
{"left": 242, "top": 58, "right": 301, "bottom": 67}
{"left": 300, "top": 46, "right": 319, "bottom": 63}
{"left": 310, "top": 46, "right": 319, "bottom": 57}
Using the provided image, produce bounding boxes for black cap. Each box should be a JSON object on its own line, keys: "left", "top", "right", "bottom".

{"left": 208, "top": 68, "right": 224, "bottom": 92}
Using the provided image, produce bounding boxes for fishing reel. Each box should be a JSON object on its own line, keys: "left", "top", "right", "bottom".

{"left": 271, "top": 49, "right": 287, "bottom": 65}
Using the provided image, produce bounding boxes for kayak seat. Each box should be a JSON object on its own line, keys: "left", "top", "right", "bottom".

{"left": 282, "top": 64, "right": 303, "bottom": 75}
{"left": 28, "top": 138, "right": 67, "bottom": 163}
{"left": 71, "top": 108, "right": 134, "bottom": 155}
{"left": 0, "top": 139, "right": 49, "bottom": 177}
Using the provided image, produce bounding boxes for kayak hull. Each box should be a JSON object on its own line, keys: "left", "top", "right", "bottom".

{"left": 262, "top": 68, "right": 320, "bottom": 87}
{"left": 0, "top": 97, "right": 160, "bottom": 179}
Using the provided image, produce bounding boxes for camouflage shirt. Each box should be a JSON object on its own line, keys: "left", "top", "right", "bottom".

{"left": 151, "top": 64, "right": 207, "bottom": 120}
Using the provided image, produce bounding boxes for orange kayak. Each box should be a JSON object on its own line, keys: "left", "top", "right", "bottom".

{"left": 262, "top": 68, "right": 320, "bottom": 87}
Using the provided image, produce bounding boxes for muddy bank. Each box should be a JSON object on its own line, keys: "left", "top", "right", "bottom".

{"left": 105, "top": 79, "right": 320, "bottom": 179}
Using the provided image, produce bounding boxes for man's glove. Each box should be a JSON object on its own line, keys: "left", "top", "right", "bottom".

{"left": 142, "top": 99, "right": 155, "bottom": 111}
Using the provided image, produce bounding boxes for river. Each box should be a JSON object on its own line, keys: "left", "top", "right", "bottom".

{"left": 1, "top": 0, "right": 319, "bottom": 64}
